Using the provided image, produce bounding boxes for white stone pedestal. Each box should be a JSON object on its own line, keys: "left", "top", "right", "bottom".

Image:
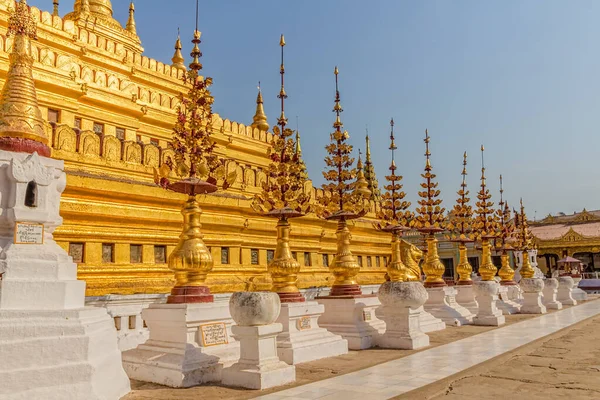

{"left": 496, "top": 285, "right": 521, "bottom": 314}
{"left": 423, "top": 286, "right": 474, "bottom": 327}
{"left": 571, "top": 277, "right": 588, "bottom": 301}
{"left": 473, "top": 281, "right": 505, "bottom": 326}
{"left": 417, "top": 306, "right": 447, "bottom": 332}
{"left": 520, "top": 278, "right": 547, "bottom": 314}
{"left": 376, "top": 282, "right": 429, "bottom": 350}
{"left": 0, "top": 151, "right": 130, "bottom": 400}
{"left": 542, "top": 278, "right": 562, "bottom": 310}
{"left": 455, "top": 284, "right": 479, "bottom": 314}
{"left": 316, "top": 296, "right": 385, "bottom": 350}
{"left": 275, "top": 301, "right": 348, "bottom": 364}
{"left": 222, "top": 324, "right": 295, "bottom": 390}
{"left": 122, "top": 302, "right": 240, "bottom": 388}
{"left": 557, "top": 276, "right": 577, "bottom": 306}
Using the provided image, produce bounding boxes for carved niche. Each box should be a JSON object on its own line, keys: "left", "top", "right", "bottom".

{"left": 122, "top": 142, "right": 142, "bottom": 164}
{"left": 54, "top": 125, "right": 77, "bottom": 152}
{"left": 161, "top": 148, "right": 175, "bottom": 166}
{"left": 256, "top": 169, "right": 266, "bottom": 189}
{"left": 143, "top": 144, "right": 160, "bottom": 168}
{"left": 103, "top": 135, "right": 121, "bottom": 162}
{"left": 78, "top": 131, "right": 100, "bottom": 157}
{"left": 244, "top": 168, "right": 256, "bottom": 187}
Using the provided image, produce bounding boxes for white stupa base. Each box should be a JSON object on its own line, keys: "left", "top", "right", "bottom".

{"left": 542, "top": 279, "right": 562, "bottom": 310}
{"left": 572, "top": 288, "right": 588, "bottom": 301}
{"left": 506, "top": 284, "right": 523, "bottom": 301}
{"left": 222, "top": 324, "right": 295, "bottom": 390}
{"left": 520, "top": 278, "right": 547, "bottom": 314}
{"left": 557, "top": 289, "right": 577, "bottom": 306}
{"left": 496, "top": 285, "right": 522, "bottom": 314}
{"left": 377, "top": 305, "right": 429, "bottom": 350}
{"left": 275, "top": 301, "right": 348, "bottom": 365}
{"left": 473, "top": 281, "right": 505, "bottom": 326}
{"left": 416, "top": 306, "right": 446, "bottom": 332}
{"left": 122, "top": 302, "right": 240, "bottom": 388}
{"left": 455, "top": 284, "right": 479, "bottom": 314}
{"left": 0, "top": 307, "right": 130, "bottom": 400}
{"left": 316, "top": 296, "right": 385, "bottom": 350}
{"left": 423, "top": 286, "right": 474, "bottom": 327}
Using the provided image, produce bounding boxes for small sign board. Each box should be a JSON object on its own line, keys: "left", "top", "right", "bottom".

{"left": 14, "top": 222, "right": 44, "bottom": 245}
{"left": 297, "top": 316, "right": 311, "bottom": 331}
{"left": 199, "top": 322, "right": 229, "bottom": 347}
{"left": 363, "top": 310, "right": 372, "bottom": 321}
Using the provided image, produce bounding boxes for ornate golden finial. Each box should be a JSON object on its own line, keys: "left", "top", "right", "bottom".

{"left": 251, "top": 35, "right": 310, "bottom": 303}
{"left": 375, "top": 118, "right": 414, "bottom": 282}
{"left": 126, "top": 2, "right": 137, "bottom": 35}
{"left": 251, "top": 82, "right": 269, "bottom": 131}
{"left": 414, "top": 129, "right": 447, "bottom": 286}
{"left": 277, "top": 34, "right": 288, "bottom": 129}
{"left": 52, "top": 0, "right": 59, "bottom": 17}
{"left": 0, "top": 0, "right": 49, "bottom": 156}
{"left": 496, "top": 174, "right": 516, "bottom": 283}
{"left": 447, "top": 151, "right": 476, "bottom": 283}
{"left": 171, "top": 29, "right": 186, "bottom": 71}
{"left": 81, "top": 0, "right": 91, "bottom": 14}
{"left": 189, "top": 0, "right": 202, "bottom": 72}
{"left": 316, "top": 67, "right": 368, "bottom": 297}
{"left": 516, "top": 198, "right": 535, "bottom": 279}
{"left": 354, "top": 150, "right": 371, "bottom": 199}
{"left": 473, "top": 145, "right": 501, "bottom": 281}
{"left": 363, "top": 127, "right": 381, "bottom": 201}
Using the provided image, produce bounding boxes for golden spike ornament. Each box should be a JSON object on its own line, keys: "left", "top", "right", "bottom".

{"left": 171, "top": 29, "right": 186, "bottom": 71}
{"left": 413, "top": 129, "right": 447, "bottom": 287}
{"left": 364, "top": 129, "right": 381, "bottom": 202}
{"left": 251, "top": 82, "right": 270, "bottom": 131}
{"left": 375, "top": 119, "right": 414, "bottom": 282}
{"left": 250, "top": 35, "right": 311, "bottom": 302}
{"left": 447, "top": 152, "right": 476, "bottom": 284}
{"left": 515, "top": 199, "right": 535, "bottom": 279}
{"left": 473, "top": 145, "right": 501, "bottom": 281}
{"left": 496, "top": 175, "right": 517, "bottom": 284}
{"left": 354, "top": 150, "right": 371, "bottom": 199}
{"left": 153, "top": 5, "right": 234, "bottom": 304}
{"left": 316, "top": 67, "right": 370, "bottom": 297}
{"left": 126, "top": 2, "right": 136, "bottom": 35}
{"left": 0, "top": 0, "right": 50, "bottom": 157}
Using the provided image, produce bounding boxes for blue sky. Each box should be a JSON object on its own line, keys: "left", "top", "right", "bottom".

{"left": 31, "top": 1, "right": 600, "bottom": 218}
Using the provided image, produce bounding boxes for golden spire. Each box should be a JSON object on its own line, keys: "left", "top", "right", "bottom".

{"left": 171, "top": 29, "right": 186, "bottom": 71}
{"left": 0, "top": 0, "right": 50, "bottom": 156}
{"left": 52, "top": 0, "right": 59, "bottom": 17}
{"left": 354, "top": 150, "right": 371, "bottom": 199}
{"left": 81, "top": 0, "right": 90, "bottom": 14}
{"left": 277, "top": 34, "right": 288, "bottom": 129}
{"left": 126, "top": 2, "right": 136, "bottom": 35}
{"left": 251, "top": 82, "right": 269, "bottom": 131}
{"left": 363, "top": 128, "right": 381, "bottom": 201}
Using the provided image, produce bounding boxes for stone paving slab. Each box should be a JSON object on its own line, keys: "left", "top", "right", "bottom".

{"left": 255, "top": 299, "right": 600, "bottom": 400}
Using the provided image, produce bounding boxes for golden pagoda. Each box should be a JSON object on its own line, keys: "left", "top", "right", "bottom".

{"left": 515, "top": 199, "right": 536, "bottom": 279}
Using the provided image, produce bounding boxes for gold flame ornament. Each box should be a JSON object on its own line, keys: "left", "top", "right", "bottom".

{"left": 413, "top": 129, "right": 447, "bottom": 286}
{"left": 375, "top": 119, "right": 414, "bottom": 282}
{"left": 514, "top": 199, "right": 535, "bottom": 279}
{"left": 496, "top": 175, "right": 517, "bottom": 284}
{"left": 473, "top": 145, "right": 501, "bottom": 281}
{"left": 250, "top": 35, "right": 311, "bottom": 302}
{"left": 316, "top": 67, "right": 370, "bottom": 297}
{"left": 447, "top": 152, "right": 476, "bottom": 283}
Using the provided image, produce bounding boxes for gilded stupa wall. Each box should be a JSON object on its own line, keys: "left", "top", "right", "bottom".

{"left": 0, "top": 1, "right": 399, "bottom": 296}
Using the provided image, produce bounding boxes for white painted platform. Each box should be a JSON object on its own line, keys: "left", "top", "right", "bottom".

{"left": 254, "top": 299, "right": 600, "bottom": 400}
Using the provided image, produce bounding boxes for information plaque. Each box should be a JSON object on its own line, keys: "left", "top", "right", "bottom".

{"left": 199, "top": 322, "right": 229, "bottom": 347}
{"left": 14, "top": 222, "right": 44, "bottom": 245}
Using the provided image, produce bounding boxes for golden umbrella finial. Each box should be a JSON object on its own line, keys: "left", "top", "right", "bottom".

{"left": 277, "top": 35, "right": 288, "bottom": 129}
{"left": 189, "top": 0, "right": 202, "bottom": 72}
